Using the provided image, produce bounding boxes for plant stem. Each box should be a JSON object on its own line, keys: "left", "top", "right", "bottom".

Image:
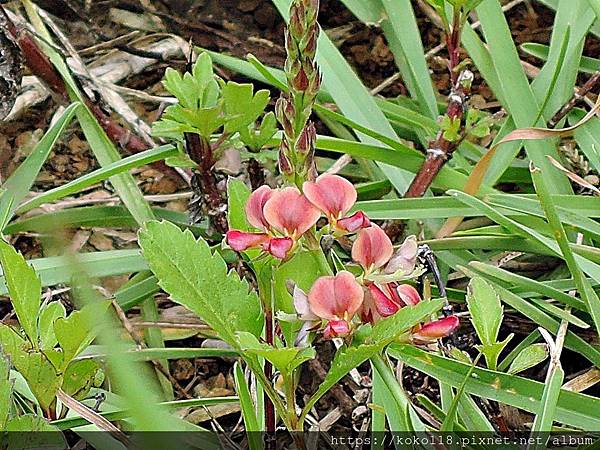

{"left": 404, "top": 9, "right": 471, "bottom": 199}
{"left": 548, "top": 70, "right": 600, "bottom": 128}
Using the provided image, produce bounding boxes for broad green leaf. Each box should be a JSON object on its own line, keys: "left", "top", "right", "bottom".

{"left": 38, "top": 302, "right": 66, "bottom": 350}
{"left": 237, "top": 331, "right": 315, "bottom": 378}
{"left": 11, "top": 352, "right": 61, "bottom": 412}
{"left": 226, "top": 178, "right": 252, "bottom": 231}
{"left": 62, "top": 359, "right": 101, "bottom": 400}
{"left": 6, "top": 415, "right": 66, "bottom": 449}
{"left": 0, "top": 240, "right": 41, "bottom": 343}
{"left": 54, "top": 300, "right": 111, "bottom": 369}
{"left": 139, "top": 220, "right": 264, "bottom": 347}
{"left": 222, "top": 82, "right": 270, "bottom": 133}
{"left": 508, "top": 343, "right": 549, "bottom": 375}
{"left": 466, "top": 277, "right": 502, "bottom": 346}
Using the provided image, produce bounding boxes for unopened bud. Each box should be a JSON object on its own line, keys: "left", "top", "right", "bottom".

{"left": 278, "top": 146, "right": 293, "bottom": 175}
{"left": 296, "top": 122, "right": 316, "bottom": 155}
{"left": 275, "top": 95, "right": 295, "bottom": 138}
{"left": 292, "top": 67, "right": 309, "bottom": 91}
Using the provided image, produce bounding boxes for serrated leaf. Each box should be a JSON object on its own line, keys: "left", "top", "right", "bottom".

{"left": 508, "top": 343, "right": 548, "bottom": 375}
{"left": 466, "top": 277, "right": 503, "bottom": 346}
{"left": 237, "top": 331, "right": 315, "bottom": 377}
{"left": 6, "top": 415, "right": 66, "bottom": 449}
{"left": 54, "top": 300, "right": 110, "bottom": 369}
{"left": 0, "top": 240, "right": 41, "bottom": 344}
{"left": 139, "top": 220, "right": 264, "bottom": 348}
{"left": 38, "top": 302, "right": 66, "bottom": 351}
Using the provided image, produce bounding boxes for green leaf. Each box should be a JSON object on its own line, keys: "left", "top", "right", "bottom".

{"left": 11, "top": 352, "right": 61, "bottom": 413}
{"left": 466, "top": 277, "right": 506, "bottom": 369}
{"left": 38, "top": 302, "right": 66, "bottom": 351}
{"left": 62, "top": 359, "right": 101, "bottom": 400}
{"left": 139, "top": 220, "right": 264, "bottom": 348}
{"left": 0, "top": 102, "right": 80, "bottom": 231}
{"left": 237, "top": 331, "right": 315, "bottom": 378}
{"left": 222, "top": 82, "right": 270, "bottom": 133}
{"left": 233, "top": 362, "right": 262, "bottom": 450}
{"left": 0, "top": 353, "right": 11, "bottom": 429}
{"left": 6, "top": 415, "right": 66, "bottom": 449}
{"left": 54, "top": 300, "right": 111, "bottom": 369}
{"left": 16, "top": 145, "right": 177, "bottom": 215}
{"left": 0, "top": 240, "right": 42, "bottom": 343}
{"left": 368, "top": 299, "right": 445, "bottom": 344}
{"left": 390, "top": 344, "right": 600, "bottom": 430}
{"left": 226, "top": 178, "right": 252, "bottom": 231}
{"left": 508, "top": 343, "right": 549, "bottom": 375}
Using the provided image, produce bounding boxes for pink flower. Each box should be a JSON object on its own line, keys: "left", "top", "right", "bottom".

{"left": 245, "top": 185, "right": 274, "bottom": 231}
{"left": 226, "top": 230, "right": 270, "bottom": 252}
{"left": 303, "top": 174, "right": 370, "bottom": 233}
{"left": 263, "top": 187, "right": 320, "bottom": 238}
{"left": 413, "top": 316, "right": 460, "bottom": 342}
{"left": 226, "top": 231, "right": 293, "bottom": 260}
{"left": 337, "top": 211, "right": 371, "bottom": 233}
{"left": 351, "top": 225, "right": 394, "bottom": 273}
{"left": 307, "top": 271, "right": 364, "bottom": 337}
{"left": 303, "top": 174, "right": 356, "bottom": 221}
{"left": 361, "top": 283, "right": 421, "bottom": 323}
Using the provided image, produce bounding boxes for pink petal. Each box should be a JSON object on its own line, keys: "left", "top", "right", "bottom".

{"left": 263, "top": 187, "right": 320, "bottom": 237}
{"left": 396, "top": 284, "right": 421, "bottom": 306}
{"left": 351, "top": 225, "right": 394, "bottom": 272}
{"left": 368, "top": 284, "right": 400, "bottom": 317}
{"left": 303, "top": 174, "right": 357, "bottom": 219}
{"left": 415, "top": 316, "right": 459, "bottom": 339}
{"left": 226, "top": 230, "right": 269, "bottom": 252}
{"left": 265, "top": 237, "right": 294, "bottom": 259}
{"left": 323, "top": 320, "right": 350, "bottom": 339}
{"left": 385, "top": 235, "right": 418, "bottom": 274}
{"left": 245, "top": 185, "right": 274, "bottom": 231}
{"left": 308, "top": 271, "right": 364, "bottom": 321}
{"left": 336, "top": 211, "right": 371, "bottom": 233}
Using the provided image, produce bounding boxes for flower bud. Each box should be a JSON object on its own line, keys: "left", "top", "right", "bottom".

{"left": 278, "top": 146, "right": 293, "bottom": 176}
{"left": 296, "top": 122, "right": 316, "bottom": 155}
{"left": 413, "top": 316, "right": 460, "bottom": 340}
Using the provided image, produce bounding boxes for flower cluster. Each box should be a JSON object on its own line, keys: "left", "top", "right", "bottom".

{"left": 227, "top": 173, "right": 459, "bottom": 344}
{"left": 226, "top": 174, "right": 370, "bottom": 259}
